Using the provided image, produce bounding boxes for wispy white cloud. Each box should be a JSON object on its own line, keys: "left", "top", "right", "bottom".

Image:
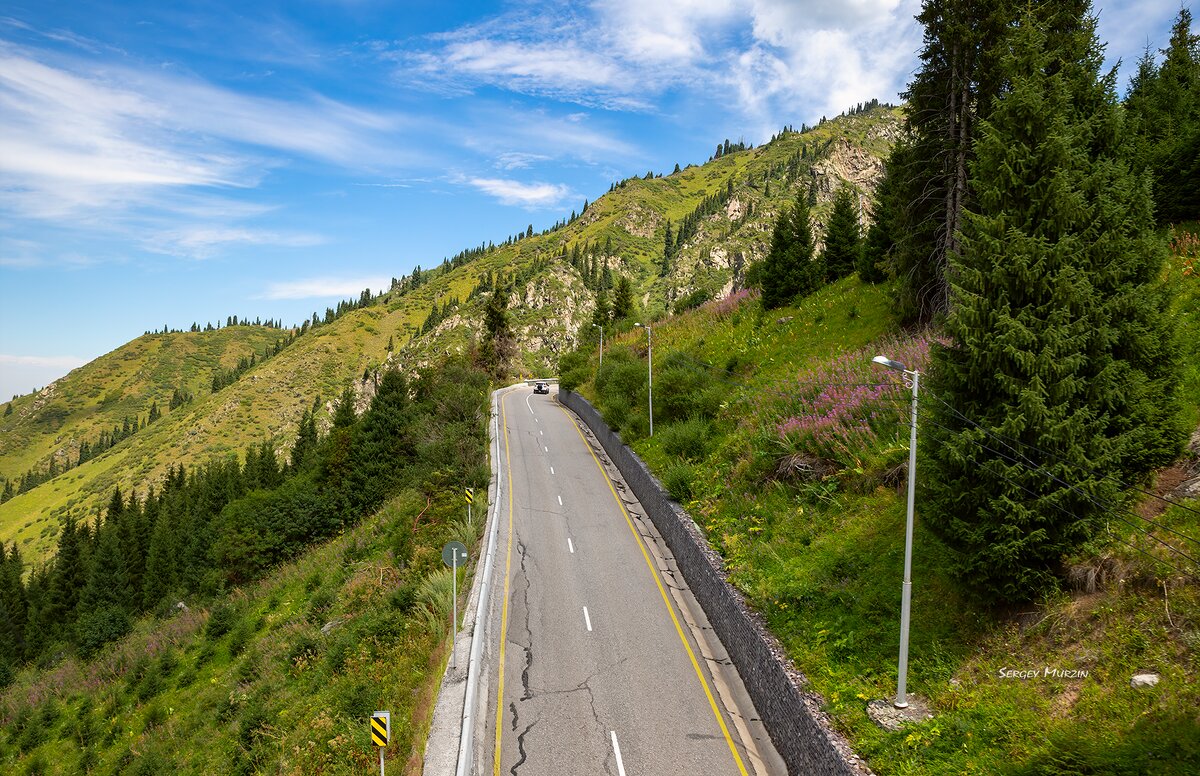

{"left": 495, "top": 151, "right": 551, "bottom": 170}
{"left": 467, "top": 177, "right": 572, "bottom": 208}
{"left": 259, "top": 275, "right": 394, "bottom": 300}
{"left": 395, "top": 0, "right": 919, "bottom": 128}
{"left": 0, "top": 40, "right": 414, "bottom": 226}
{"left": 143, "top": 227, "right": 326, "bottom": 259}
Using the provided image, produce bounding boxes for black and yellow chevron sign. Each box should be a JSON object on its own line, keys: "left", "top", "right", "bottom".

{"left": 464, "top": 487, "right": 474, "bottom": 505}
{"left": 371, "top": 712, "right": 389, "bottom": 747}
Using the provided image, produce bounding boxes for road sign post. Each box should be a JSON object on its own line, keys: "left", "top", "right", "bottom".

{"left": 465, "top": 487, "right": 474, "bottom": 526}
{"left": 371, "top": 711, "right": 390, "bottom": 776}
{"left": 442, "top": 541, "right": 468, "bottom": 669}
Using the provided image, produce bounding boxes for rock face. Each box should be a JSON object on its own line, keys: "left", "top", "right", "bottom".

{"left": 812, "top": 138, "right": 889, "bottom": 214}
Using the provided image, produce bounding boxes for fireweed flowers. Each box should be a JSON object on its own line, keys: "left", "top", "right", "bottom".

{"left": 766, "top": 332, "right": 937, "bottom": 470}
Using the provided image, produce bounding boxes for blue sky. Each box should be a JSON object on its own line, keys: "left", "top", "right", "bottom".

{"left": 0, "top": 0, "right": 1187, "bottom": 400}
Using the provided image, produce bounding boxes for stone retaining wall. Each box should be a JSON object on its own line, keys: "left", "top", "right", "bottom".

{"left": 559, "top": 389, "right": 861, "bottom": 775}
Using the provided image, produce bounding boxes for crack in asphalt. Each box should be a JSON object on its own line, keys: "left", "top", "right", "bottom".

{"left": 509, "top": 702, "right": 535, "bottom": 776}
{"left": 509, "top": 538, "right": 538, "bottom": 776}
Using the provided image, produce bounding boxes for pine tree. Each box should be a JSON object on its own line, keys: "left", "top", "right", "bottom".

{"left": 822, "top": 186, "right": 862, "bottom": 281}
{"left": 43, "top": 518, "right": 87, "bottom": 642}
{"left": 760, "top": 193, "right": 821, "bottom": 309}
{"left": 611, "top": 275, "right": 634, "bottom": 321}
{"left": 332, "top": 386, "right": 358, "bottom": 429}
{"left": 661, "top": 221, "right": 674, "bottom": 277}
{"left": 291, "top": 408, "right": 318, "bottom": 469}
{"left": 891, "top": 0, "right": 1011, "bottom": 322}
{"left": 481, "top": 287, "right": 514, "bottom": 378}
{"left": 0, "top": 543, "right": 28, "bottom": 665}
{"left": 860, "top": 161, "right": 900, "bottom": 283}
{"left": 925, "top": 6, "right": 1185, "bottom": 602}
{"left": 1131, "top": 9, "right": 1200, "bottom": 223}
{"left": 592, "top": 289, "right": 610, "bottom": 328}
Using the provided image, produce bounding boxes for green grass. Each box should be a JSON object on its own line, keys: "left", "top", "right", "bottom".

{"left": 0, "top": 488, "right": 482, "bottom": 775}
{"left": 570, "top": 267, "right": 1200, "bottom": 774}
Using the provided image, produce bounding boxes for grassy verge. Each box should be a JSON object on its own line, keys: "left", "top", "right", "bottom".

{"left": 0, "top": 488, "right": 481, "bottom": 775}
{"left": 572, "top": 265, "right": 1200, "bottom": 774}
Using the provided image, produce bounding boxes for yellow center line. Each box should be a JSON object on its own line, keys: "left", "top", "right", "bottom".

{"left": 559, "top": 405, "right": 749, "bottom": 776}
{"left": 493, "top": 393, "right": 517, "bottom": 776}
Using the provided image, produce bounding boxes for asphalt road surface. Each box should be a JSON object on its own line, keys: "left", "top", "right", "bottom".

{"left": 483, "top": 385, "right": 785, "bottom": 776}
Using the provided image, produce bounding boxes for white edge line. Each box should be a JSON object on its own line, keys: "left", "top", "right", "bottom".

{"left": 611, "top": 731, "right": 627, "bottom": 776}
{"left": 455, "top": 387, "right": 506, "bottom": 776}
{"left": 583, "top": 606, "right": 593, "bottom": 632}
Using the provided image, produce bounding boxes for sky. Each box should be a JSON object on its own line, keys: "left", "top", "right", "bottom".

{"left": 0, "top": 0, "right": 1187, "bottom": 400}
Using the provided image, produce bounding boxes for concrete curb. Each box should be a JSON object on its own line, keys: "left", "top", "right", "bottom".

{"left": 423, "top": 386, "right": 511, "bottom": 776}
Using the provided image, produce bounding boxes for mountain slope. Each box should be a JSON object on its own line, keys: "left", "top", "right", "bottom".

{"left": 0, "top": 106, "right": 901, "bottom": 563}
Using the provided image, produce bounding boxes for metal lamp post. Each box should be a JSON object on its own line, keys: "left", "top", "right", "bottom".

{"left": 592, "top": 323, "right": 604, "bottom": 369}
{"left": 635, "top": 323, "right": 653, "bottom": 436}
{"left": 871, "top": 354, "right": 919, "bottom": 709}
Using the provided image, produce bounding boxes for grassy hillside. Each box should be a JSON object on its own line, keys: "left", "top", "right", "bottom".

{"left": 565, "top": 233, "right": 1200, "bottom": 773}
{"left": 0, "top": 107, "right": 901, "bottom": 564}
{"left": 0, "top": 487, "right": 477, "bottom": 775}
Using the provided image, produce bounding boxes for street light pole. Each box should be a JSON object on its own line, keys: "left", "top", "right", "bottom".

{"left": 872, "top": 355, "right": 919, "bottom": 709}
{"left": 635, "top": 323, "right": 653, "bottom": 436}
{"left": 592, "top": 323, "right": 604, "bottom": 369}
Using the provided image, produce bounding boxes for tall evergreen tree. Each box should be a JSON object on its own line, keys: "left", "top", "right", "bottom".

{"left": 481, "top": 287, "right": 514, "bottom": 377}
{"left": 925, "top": 6, "right": 1185, "bottom": 602}
{"left": 290, "top": 408, "right": 318, "bottom": 469}
{"left": 860, "top": 161, "right": 899, "bottom": 283}
{"left": 43, "top": 518, "right": 88, "bottom": 642}
{"left": 760, "top": 193, "right": 821, "bottom": 310}
{"left": 661, "top": 220, "right": 674, "bottom": 277}
{"left": 0, "top": 544, "right": 28, "bottom": 666}
{"left": 891, "top": 0, "right": 1010, "bottom": 322}
{"left": 611, "top": 275, "right": 634, "bottom": 321}
{"left": 332, "top": 386, "right": 358, "bottom": 429}
{"left": 822, "top": 186, "right": 862, "bottom": 281}
{"left": 141, "top": 500, "right": 177, "bottom": 610}
{"left": 1125, "top": 9, "right": 1200, "bottom": 223}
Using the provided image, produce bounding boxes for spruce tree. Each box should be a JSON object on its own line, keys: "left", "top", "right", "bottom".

{"left": 141, "top": 502, "right": 177, "bottom": 610}
{"left": 925, "top": 6, "right": 1184, "bottom": 602}
{"left": 661, "top": 221, "right": 674, "bottom": 277}
{"left": 332, "top": 386, "right": 358, "bottom": 429}
{"left": 822, "top": 186, "right": 862, "bottom": 281}
{"left": 761, "top": 193, "right": 821, "bottom": 310}
{"left": 0, "top": 544, "right": 28, "bottom": 665}
{"left": 290, "top": 409, "right": 318, "bottom": 469}
{"left": 892, "top": 0, "right": 1011, "bottom": 322}
{"left": 860, "top": 163, "right": 899, "bottom": 283}
{"left": 611, "top": 275, "right": 634, "bottom": 321}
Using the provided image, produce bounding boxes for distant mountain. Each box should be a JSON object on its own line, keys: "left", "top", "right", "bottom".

{"left": 0, "top": 105, "right": 901, "bottom": 562}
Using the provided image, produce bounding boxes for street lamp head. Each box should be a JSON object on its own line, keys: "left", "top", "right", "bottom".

{"left": 872, "top": 355, "right": 908, "bottom": 372}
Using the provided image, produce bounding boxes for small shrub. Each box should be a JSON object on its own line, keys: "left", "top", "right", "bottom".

{"left": 206, "top": 603, "right": 237, "bottom": 640}
{"left": 663, "top": 463, "right": 695, "bottom": 502}
{"left": 287, "top": 632, "right": 320, "bottom": 665}
{"left": 77, "top": 605, "right": 132, "bottom": 658}
{"left": 390, "top": 581, "right": 418, "bottom": 612}
{"left": 228, "top": 618, "right": 255, "bottom": 657}
{"left": 658, "top": 418, "right": 712, "bottom": 460}
{"left": 143, "top": 702, "right": 167, "bottom": 731}
{"left": 306, "top": 588, "right": 335, "bottom": 624}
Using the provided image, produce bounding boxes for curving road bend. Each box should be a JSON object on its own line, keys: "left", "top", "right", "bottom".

{"left": 482, "top": 385, "right": 785, "bottom": 776}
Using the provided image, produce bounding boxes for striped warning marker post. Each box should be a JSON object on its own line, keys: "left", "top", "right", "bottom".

{"left": 371, "top": 711, "right": 390, "bottom": 774}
